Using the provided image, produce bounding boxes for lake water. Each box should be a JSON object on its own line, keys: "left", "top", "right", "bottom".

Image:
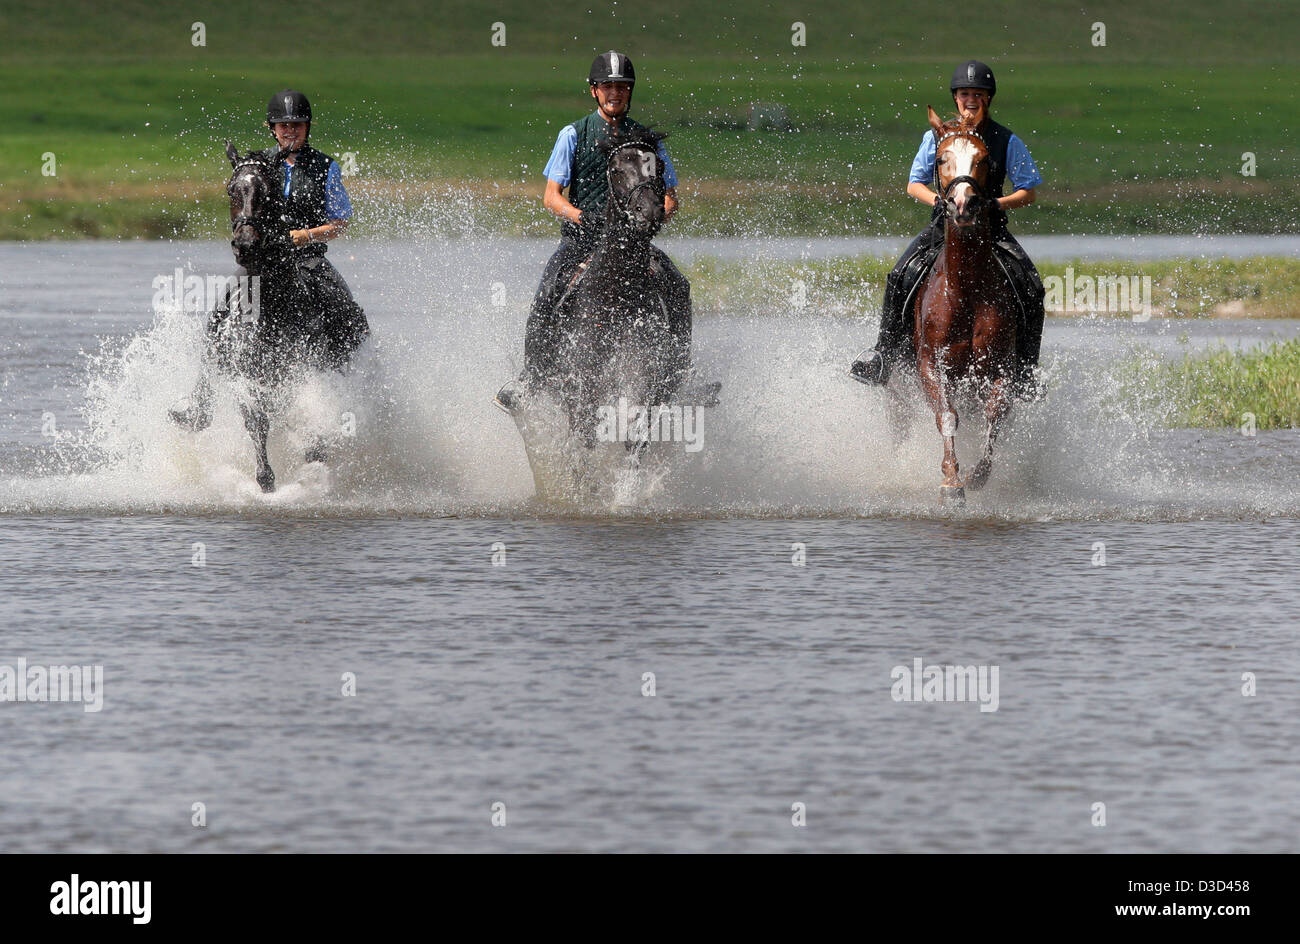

{"left": 1, "top": 239, "right": 1297, "bottom": 852}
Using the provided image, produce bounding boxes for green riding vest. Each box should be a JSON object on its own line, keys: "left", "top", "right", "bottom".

{"left": 561, "top": 111, "right": 652, "bottom": 246}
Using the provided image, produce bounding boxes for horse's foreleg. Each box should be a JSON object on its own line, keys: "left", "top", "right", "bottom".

{"left": 918, "top": 351, "right": 961, "bottom": 489}
{"left": 967, "top": 375, "right": 1013, "bottom": 491}
{"left": 240, "top": 400, "right": 275, "bottom": 493}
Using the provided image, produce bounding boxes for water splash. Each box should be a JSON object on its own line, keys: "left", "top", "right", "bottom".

{"left": 1, "top": 240, "right": 1296, "bottom": 521}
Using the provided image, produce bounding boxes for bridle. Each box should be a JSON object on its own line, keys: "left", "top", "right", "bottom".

{"left": 228, "top": 157, "right": 282, "bottom": 235}
{"left": 228, "top": 156, "right": 293, "bottom": 259}
{"left": 605, "top": 141, "right": 665, "bottom": 226}
{"left": 934, "top": 126, "right": 987, "bottom": 202}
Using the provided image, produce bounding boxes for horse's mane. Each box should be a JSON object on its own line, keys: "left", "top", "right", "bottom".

{"left": 597, "top": 125, "right": 668, "bottom": 155}
{"left": 938, "top": 113, "right": 983, "bottom": 138}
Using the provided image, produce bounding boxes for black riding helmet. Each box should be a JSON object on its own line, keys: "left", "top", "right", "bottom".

{"left": 267, "top": 89, "right": 312, "bottom": 147}
{"left": 589, "top": 50, "right": 635, "bottom": 86}
{"left": 950, "top": 60, "right": 996, "bottom": 98}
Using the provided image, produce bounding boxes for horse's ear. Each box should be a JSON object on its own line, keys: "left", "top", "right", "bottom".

{"left": 226, "top": 141, "right": 240, "bottom": 167}
{"left": 926, "top": 106, "right": 943, "bottom": 134}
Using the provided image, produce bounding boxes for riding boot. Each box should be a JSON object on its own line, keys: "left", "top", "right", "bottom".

{"left": 995, "top": 235, "right": 1047, "bottom": 400}
{"left": 850, "top": 221, "right": 940, "bottom": 385}
{"left": 522, "top": 241, "right": 587, "bottom": 387}
{"left": 306, "top": 257, "right": 370, "bottom": 370}
{"left": 647, "top": 245, "right": 692, "bottom": 393}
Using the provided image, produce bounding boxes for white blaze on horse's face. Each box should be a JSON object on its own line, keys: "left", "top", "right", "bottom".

{"left": 942, "top": 137, "right": 979, "bottom": 216}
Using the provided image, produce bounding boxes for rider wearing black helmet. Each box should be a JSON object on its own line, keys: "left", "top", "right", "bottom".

{"left": 169, "top": 89, "right": 368, "bottom": 430}
{"left": 254, "top": 89, "right": 369, "bottom": 361}
{"left": 495, "top": 51, "right": 689, "bottom": 413}
{"left": 850, "top": 61, "right": 1046, "bottom": 398}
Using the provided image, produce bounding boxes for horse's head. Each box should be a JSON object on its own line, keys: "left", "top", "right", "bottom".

{"left": 225, "top": 141, "right": 288, "bottom": 268}
{"left": 927, "top": 106, "right": 990, "bottom": 228}
{"left": 600, "top": 127, "right": 667, "bottom": 238}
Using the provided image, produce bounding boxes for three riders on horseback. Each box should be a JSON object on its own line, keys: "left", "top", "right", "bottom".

{"left": 173, "top": 58, "right": 1046, "bottom": 495}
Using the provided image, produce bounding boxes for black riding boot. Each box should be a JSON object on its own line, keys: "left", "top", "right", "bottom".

{"left": 850, "top": 222, "right": 940, "bottom": 385}
{"left": 648, "top": 245, "right": 692, "bottom": 393}
{"left": 303, "top": 257, "right": 369, "bottom": 370}
{"left": 496, "top": 241, "right": 588, "bottom": 414}
{"left": 994, "top": 236, "right": 1047, "bottom": 400}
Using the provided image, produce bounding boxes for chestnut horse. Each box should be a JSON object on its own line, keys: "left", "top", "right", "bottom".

{"left": 910, "top": 106, "right": 1018, "bottom": 502}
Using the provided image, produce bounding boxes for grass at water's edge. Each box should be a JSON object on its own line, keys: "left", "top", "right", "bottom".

{"left": 1117, "top": 339, "right": 1300, "bottom": 430}
{"left": 681, "top": 256, "right": 1300, "bottom": 320}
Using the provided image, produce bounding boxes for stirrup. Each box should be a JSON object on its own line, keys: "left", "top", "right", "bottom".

{"left": 493, "top": 378, "right": 525, "bottom": 415}
{"left": 848, "top": 349, "right": 888, "bottom": 386}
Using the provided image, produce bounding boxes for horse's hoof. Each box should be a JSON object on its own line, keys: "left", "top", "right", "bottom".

{"left": 257, "top": 469, "right": 276, "bottom": 493}
{"left": 967, "top": 462, "right": 991, "bottom": 491}
{"left": 940, "top": 484, "right": 966, "bottom": 505}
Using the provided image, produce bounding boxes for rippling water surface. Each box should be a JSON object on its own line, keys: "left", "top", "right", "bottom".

{"left": 1, "top": 241, "right": 1296, "bottom": 851}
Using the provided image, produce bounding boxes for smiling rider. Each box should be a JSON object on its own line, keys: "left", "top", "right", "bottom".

{"left": 495, "top": 51, "right": 688, "bottom": 413}
{"left": 850, "top": 61, "right": 1046, "bottom": 398}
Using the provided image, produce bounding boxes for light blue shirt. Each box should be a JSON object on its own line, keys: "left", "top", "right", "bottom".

{"left": 543, "top": 115, "right": 679, "bottom": 189}
{"left": 907, "top": 130, "right": 1043, "bottom": 191}
{"left": 280, "top": 158, "right": 353, "bottom": 220}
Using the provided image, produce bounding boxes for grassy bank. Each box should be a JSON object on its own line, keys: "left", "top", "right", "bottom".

{"left": 1, "top": 1, "right": 1296, "bottom": 239}
{"left": 680, "top": 256, "right": 1300, "bottom": 320}
{"left": 1122, "top": 339, "right": 1300, "bottom": 430}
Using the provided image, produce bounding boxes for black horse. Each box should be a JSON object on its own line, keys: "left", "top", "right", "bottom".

{"left": 532, "top": 127, "right": 707, "bottom": 461}
{"left": 170, "top": 142, "right": 367, "bottom": 492}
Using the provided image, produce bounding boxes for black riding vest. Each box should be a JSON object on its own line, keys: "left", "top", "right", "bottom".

{"left": 254, "top": 145, "right": 335, "bottom": 256}
{"left": 561, "top": 111, "right": 652, "bottom": 246}
{"left": 931, "top": 118, "right": 1014, "bottom": 235}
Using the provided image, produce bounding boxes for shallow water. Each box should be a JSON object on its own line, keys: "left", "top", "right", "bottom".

{"left": 1, "top": 240, "right": 1297, "bottom": 852}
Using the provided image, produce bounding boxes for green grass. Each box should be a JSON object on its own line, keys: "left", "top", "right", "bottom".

{"left": 1122, "top": 338, "right": 1300, "bottom": 429}
{"left": 681, "top": 255, "right": 1300, "bottom": 319}
{"left": 1, "top": 1, "right": 1297, "bottom": 238}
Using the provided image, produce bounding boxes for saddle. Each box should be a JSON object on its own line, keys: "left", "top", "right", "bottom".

{"left": 900, "top": 232, "right": 1043, "bottom": 333}
{"left": 553, "top": 251, "right": 673, "bottom": 321}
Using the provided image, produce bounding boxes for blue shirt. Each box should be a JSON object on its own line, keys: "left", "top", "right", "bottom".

{"left": 543, "top": 115, "right": 679, "bottom": 189}
{"left": 907, "top": 130, "right": 1043, "bottom": 191}
{"left": 280, "top": 158, "right": 353, "bottom": 220}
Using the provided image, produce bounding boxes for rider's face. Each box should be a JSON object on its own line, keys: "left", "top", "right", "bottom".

{"left": 590, "top": 81, "right": 632, "bottom": 119}
{"left": 272, "top": 121, "right": 307, "bottom": 151}
{"left": 953, "top": 88, "right": 990, "bottom": 121}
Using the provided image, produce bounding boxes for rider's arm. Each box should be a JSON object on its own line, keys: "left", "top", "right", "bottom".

{"left": 292, "top": 220, "right": 348, "bottom": 246}
{"left": 543, "top": 178, "right": 584, "bottom": 225}
{"left": 1001, "top": 135, "right": 1042, "bottom": 212}
{"left": 659, "top": 145, "right": 679, "bottom": 221}
{"left": 907, "top": 133, "right": 939, "bottom": 206}
{"left": 998, "top": 188, "right": 1036, "bottom": 210}
{"left": 908, "top": 181, "right": 940, "bottom": 207}
{"left": 292, "top": 161, "right": 353, "bottom": 246}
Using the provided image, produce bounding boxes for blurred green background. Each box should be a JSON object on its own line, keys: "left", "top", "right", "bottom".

{"left": 1, "top": 0, "right": 1294, "bottom": 238}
